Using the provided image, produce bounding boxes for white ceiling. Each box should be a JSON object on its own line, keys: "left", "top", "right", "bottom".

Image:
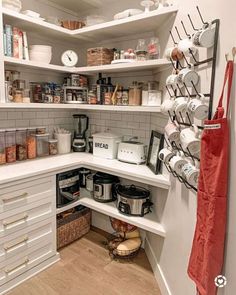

{"left": 47, "top": 0, "right": 113, "bottom": 14}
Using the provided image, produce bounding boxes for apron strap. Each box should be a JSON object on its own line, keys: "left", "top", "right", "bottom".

{"left": 213, "top": 61, "right": 234, "bottom": 119}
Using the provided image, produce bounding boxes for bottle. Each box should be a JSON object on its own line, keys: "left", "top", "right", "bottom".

{"left": 104, "top": 77, "right": 114, "bottom": 105}
{"left": 96, "top": 73, "right": 103, "bottom": 104}
{"left": 148, "top": 37, "right": 160, "bottom": 59}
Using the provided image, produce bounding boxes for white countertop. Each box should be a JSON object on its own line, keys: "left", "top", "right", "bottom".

{"left": 0, "top": 153, "right": 170, "bottom": 189}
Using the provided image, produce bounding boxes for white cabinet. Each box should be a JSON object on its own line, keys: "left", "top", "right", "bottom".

{"left": 0, "top": 175, "right": 58, "bottom": 295}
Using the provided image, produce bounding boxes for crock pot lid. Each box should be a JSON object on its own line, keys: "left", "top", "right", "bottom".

{"left": 117, "top": 184, "right": 150, "bottom": 199}
{"left": 94, "top": 172, "right": 119, "bottom": 183}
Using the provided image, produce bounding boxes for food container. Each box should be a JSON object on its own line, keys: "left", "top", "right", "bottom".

{"left": 13, "top": 89, "right": 23, "bottom": 103}
{"left": 93, "top": 132, "right": 122, "bottom": 160}
{"left": 36, "top": 134, "right": 49, "bottom": 157}
{"left": 13, "top": 79, "right": 25, "bottom": 90}
{"left": 55, "top": 133, "right": 71, "bottom": 154}
{"left": 129, "top": 82, "right": 142, "bottom": 106}
{"left": 5, "top": 129, "right": 16, "bottom": 163}
{"left": 16, "top": 128, "right": 27, "bottom": 161}
{"left": 0, "top": 130, "right": 6, "bottom": 165}
{"left": 87, "top": 47, "right": 114, "bottom": 66}
{"left": 27, "top": 128, "right": 36, "bottom": 159}
{"left": 61, "top": 20, "right": 85, "bottom": 30}
{"left": 49, "top": 139, "right": 58, "bottom": 155}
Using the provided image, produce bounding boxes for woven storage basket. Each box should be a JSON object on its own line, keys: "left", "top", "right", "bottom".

{"left": 57, "top": 206, "right": 91, "bottom": 249}
{"left": 87, "top": 47, "right": 114, "bottom": 66}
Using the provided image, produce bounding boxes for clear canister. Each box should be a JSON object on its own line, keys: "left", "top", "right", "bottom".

{"left": 27, "top": 128, "right": 36, "bottom": 159}
{"left": 36, "top": 134, "right": 49, "bottom": 157}
{"left": 16, "top": 128, "right": 27, "bottom": 161}
{"left": 36, "top": 127, "right": 46, "bottom": 134}
{"left": 5, "top": 129, "right": 16, "bottom": 163}
{"left": 0, "top": 130, "right": 6, "bottom": 165}
{"left": 49, "top": 139, "right": 58, "bottom": 155}
{"left": 129, "top": 82, "right": 142, "bottom": 106}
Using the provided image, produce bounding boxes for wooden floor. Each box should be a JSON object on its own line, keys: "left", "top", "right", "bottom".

{"left": 8, "top": 230, "right": 161, "bottom": 295}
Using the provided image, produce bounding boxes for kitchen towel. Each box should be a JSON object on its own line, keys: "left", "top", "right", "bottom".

{"left": 187, "top": 60, "right": 233, "bottom": 295}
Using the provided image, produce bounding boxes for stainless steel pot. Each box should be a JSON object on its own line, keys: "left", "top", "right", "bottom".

{"left": 116, "top": 184, "right": 152, "bottom": 216}
{"left": 93, "top": 172, "right": 119, "bottom": 203}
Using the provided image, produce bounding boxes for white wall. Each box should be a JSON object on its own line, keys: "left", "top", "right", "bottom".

{"left": 145, "top": 1, "right": 236, "bottom": 295}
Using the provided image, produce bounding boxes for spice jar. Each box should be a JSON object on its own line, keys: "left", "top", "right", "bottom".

{"left": 5, "top": 129, "right": 16, "bottom": 163}
{"left": 49, "top": 139, "right": 58, "bottom": 155}
{"left": 129, "top": 82, "right": 142, "bottom": 105}
{"left": 16, "top": 128, "right": 27, "bottom": 161}
{"left": 36, "top": 134, "right": 49, "bottom": 157}
{"left": 27, "top": 128, "right": 36, "bottom": 159}
{"left": 0, "top": 130, "right": 6, "bottom": 165}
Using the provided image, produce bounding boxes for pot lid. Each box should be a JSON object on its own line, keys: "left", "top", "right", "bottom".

{"left": 117, "top": 184, "right": 150, "bottom": 199}
{"left": 94, "top": 172, "right": 119, "bottom": 183}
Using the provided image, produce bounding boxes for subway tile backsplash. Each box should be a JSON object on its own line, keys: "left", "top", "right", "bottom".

{"left": 0, "top": 109, "right": 168, "bottom": 145}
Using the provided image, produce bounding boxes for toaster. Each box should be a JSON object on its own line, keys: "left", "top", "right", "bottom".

{"left": 117, "top": 140, "right": 146, "bottom": 165}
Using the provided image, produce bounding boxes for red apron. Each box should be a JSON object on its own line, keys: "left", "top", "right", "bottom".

{"left": 188, "top": 61, "right": 234, "bottom": 295}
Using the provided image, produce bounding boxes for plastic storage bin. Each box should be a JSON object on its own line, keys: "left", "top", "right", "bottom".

{"left": 0, "top": 130, "right": 6, "bottom": 165}
{"left": 36, "top": 134, "right": 49, "bottom": 157}
{"left": 27, "top": 127, "right": 36, "bottom": 159}
{"left": 5, "top": 129, "right": 16, "bottom": 163}
{"left": 16, "top": 128, "right": 27, "bottom": 161}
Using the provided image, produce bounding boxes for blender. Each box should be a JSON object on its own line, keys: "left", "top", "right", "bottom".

{"left": 72, "top": 114, "right": 89, "bottom": 152}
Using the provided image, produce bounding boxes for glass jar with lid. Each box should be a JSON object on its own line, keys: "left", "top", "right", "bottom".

{"left": 0, "top": 130, "right": 6, "bottom": 165}
{"left": 136, "top": 39, "right": 148, "bottom": 61}
{"left": 5, "top": 129, "right": 16, "bottom": 163}
{"left": 36, "top": 134, "right": 49, "bottom": 157}
{"left": 148, "top": 37, "right": 161, "bottom": 60}
{"left": 129, "top": 82, "right": 142, "bottom": 106}
{"left": 48, "top": 139, "right": 58, "bottom": 155}
{"left": 16, "top": 128, "right": 27, "bottom": 161}
{"left": 27, "top": 127, "right": 36, "bottom": 159}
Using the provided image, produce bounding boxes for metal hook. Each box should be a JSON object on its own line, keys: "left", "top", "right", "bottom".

{"left": 196, "top": 6, "right": 208, "bottom": 26}
{"left": 166, "top": 86, "right": 173, "bottom": 97}
{"left": 179, "top": 111, "right": 186, "bottom": 124}
{"left": 188, "top": 48, "right": 198, "bottom": 63}
{"left": 186, "top": 112, "right": 193, "bottom": 125}
{"left": 169, "top": 31, "right": 177, "bottom": 45}
{"left": 177, "top": 59, "right": 184, "bottom": 69}
{"left": 164, "top": 136, "right": 171, "bottom": 148}
{"left": 186, "top": 147, "right": 196, "bottom": 163}
{"left": 188, "top": 14, "right": 199, "bottom": 31}
{"left": 191, "top": 81, "right": 200, "bottom": 95}
{"left": 181, "top": 20, "right": 191, "bottom": 38}
{"left": 168, "top": 110, "right": 175, "bottom": 123}
{"left": 183, "top": 82, "right": 192, "bottom": 96}
{"left": 170, "top": 85, "right": 177, "bottom": 96}
{"left": 175, "top": 26, "right": 182, "bottom": 40}
{"left": 170, "top": 58, "right": 178, "bottom": 70}
{"left": 182, "top": 52, "right": 192, "bottom": 67}
{"left": 177, "top": 83, "right": 184, "bottom": 96}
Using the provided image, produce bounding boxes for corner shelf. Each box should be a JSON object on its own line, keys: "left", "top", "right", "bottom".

{"left": 2, "top": 6, "right": 178, "bottom": 42}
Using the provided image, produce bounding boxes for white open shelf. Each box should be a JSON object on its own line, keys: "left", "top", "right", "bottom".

{"left": 2, "top": 6, "right": 178, "bottom": 42}
{"left": 4, "top": 57, "right": 171, "bottom": 75}
{"left": 56, "top": 190, "right": 166, "bottom": 237}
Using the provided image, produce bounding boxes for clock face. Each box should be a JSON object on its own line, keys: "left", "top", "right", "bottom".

{"left": 61, "top": 50, "right": 78, "bottom": 67}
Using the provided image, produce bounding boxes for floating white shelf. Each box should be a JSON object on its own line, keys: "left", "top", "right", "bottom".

{"left": 4, "top": 57, "right": 171, "bottom": 75}
{"left": 79, "top": 195, "right": 166, "bottom": 237}
{"left": 2, "top": 6, "right": 178, "bottom": 42}
{"left": 0, "top": 102, "right": 161, "bottom": 112}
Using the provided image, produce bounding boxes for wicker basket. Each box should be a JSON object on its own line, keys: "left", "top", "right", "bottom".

{"left": 57, "top": 206, "right": 91, "bottom": 249}
{"left": 87, "top": 47, "right": 114, "bottom": 66}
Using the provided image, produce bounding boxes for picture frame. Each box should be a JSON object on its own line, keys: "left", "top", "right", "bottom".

{"left": 146, "top": 131, "right": 164, "bottom": 175}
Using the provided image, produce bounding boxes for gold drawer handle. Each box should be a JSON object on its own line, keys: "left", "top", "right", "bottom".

{"left": 3, "top": 214, "right": 28, "bottom": 227}
{"left": 2, "top": 192, "right": 28, "bottom": 203}
{"left": 4, "top": 236, "right": 29, "bottom": 251}
{"left": 5, "top": 258, "right": 29, "bottom": 274}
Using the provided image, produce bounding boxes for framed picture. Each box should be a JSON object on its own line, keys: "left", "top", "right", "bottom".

{"left": 146, "top": 131, "right": 164, "bottom": 175}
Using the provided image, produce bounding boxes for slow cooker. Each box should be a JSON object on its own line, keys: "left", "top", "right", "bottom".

{"left": 93, "top": 172, "right": 119, "bottom": 203}
{"left": 115, "top": 184, "right": 152, "bottom": 216}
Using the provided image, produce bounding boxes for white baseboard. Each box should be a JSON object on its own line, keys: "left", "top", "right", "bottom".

{"left": 0, "top": 253, "right": 60, "bottom": 295}
{"left": 145, "top": 238, "right": 172, "bottom": 295}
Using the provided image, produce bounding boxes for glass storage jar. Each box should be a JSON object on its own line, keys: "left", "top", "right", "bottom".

{"left": 16, "top": 128, "right": 27, "bottom": 161}
{"left": 0, "top": 130, "right": 6, "bottom": 165}
{"left": 36, "top": 134, "right": 49, "bottom": 157}
{"left": 129, "top": 82, "right": 142, "bottom": 105}
{"left": 136, "top": 39, "right": 148, "bottom": 61}
{"left": 27, "top": 127, "right": 36, "bottom": 159}
{"left": 49, "top": 139, "right": 58, "bottom": 155}
{"left": 36, "top": 127, "right": 46, "bottom": 134}
{"left": 5, "top": 129, "right": 16, "bottom": 163}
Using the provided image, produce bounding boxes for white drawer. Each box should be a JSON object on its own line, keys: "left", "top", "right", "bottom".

{"left": 0, "top": 242, "right": 55, "bottom": 286}
{"left": 0, "top": 218, "right": 56, "bottom": 263}
{"left": 0, "top": 177, "right": 55, "bottom": 214}
{"left": 0, "top": 198, "right": 54, "bottom": 238}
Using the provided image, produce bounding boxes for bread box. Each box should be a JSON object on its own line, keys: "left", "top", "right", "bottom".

{"left": 93, "top": 133, "right": 122, "bottom": 160}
